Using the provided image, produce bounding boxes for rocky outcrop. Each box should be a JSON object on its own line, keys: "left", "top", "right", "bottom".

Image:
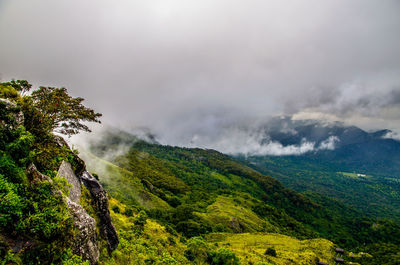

{"left": 56, "top": 154, "right": 119, "bottom": 254}
{"left": 57, "top": 161, "right": 82, "bottom": 204}
{"left": 81, "top": 171, "right": 119, "bottom": 253}
{"left": 53, "top": 137, "right": 119, "bottom": 253}
{"left": 28, "top": 162, "right": 100, "bottom": 264}
{"left": 66, "top": 197, "right": 100, "bottom": 264}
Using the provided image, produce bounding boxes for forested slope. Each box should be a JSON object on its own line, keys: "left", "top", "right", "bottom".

{"left": 81, "top": 128, "right": 400, "bottom": 264}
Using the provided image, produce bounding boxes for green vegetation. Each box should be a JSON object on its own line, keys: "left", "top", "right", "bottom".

{"left": 101, "top": 198, "right": 189, "bottom": 264}
{"left": 2, "top": 79, "right": 399, "bottom": 264}
{"left": 84, "top": 129, "right": 400, "bottom": 264}
{"left": 206, "top": 233, "right": 334, "bottom": 265}
{"left": 240, "top": 154, "right": 400, "bottom": 264}
{"left": 0, "top": 80, "right": 101, "bottom": 264}
{"left": 242, "top": 155, "right": 400, "bottom": 219}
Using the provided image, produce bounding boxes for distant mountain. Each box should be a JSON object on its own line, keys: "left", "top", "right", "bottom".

{"left": 237, "top": 117, "right": 400, "bottom": 220}
{"left": 249, "top": 116, "right": 400, "bottom": 175}
{"left": 261, "top": 116, "right": 395, "bottom": 148}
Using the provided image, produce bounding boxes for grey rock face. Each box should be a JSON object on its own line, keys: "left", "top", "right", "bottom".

{"left": 58, "top": 161, "right": 82, "bottom": 203}
{"left": 81, "top": 171, "right": 119, "bottom": 253}
{"left": 66, "top": 197, "right": 100, "bottom": 264}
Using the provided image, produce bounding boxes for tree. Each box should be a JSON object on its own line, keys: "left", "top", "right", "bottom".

{"left": 184, "top": 237, "right": 209, "bottom": 262}
{"left": 1, "top": 81, "right": 102, "bottom": 137}
{"left": 30, "top": 86, "right": 102, "bottom": 136}
{"left": 2, "top": 80, "right": 32, "bottom": 96}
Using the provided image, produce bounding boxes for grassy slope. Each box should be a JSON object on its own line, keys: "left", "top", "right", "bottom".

{"left": 102, "top": 197, "right": 337, "bottom": 265}
{"left": 196, "top": 195, "right": 278, "bottom": 233}
{"left": 103, "top": 198, "right": 188, "bottom": 265}
{"left": 206, "top": 233, "right": 334, "bottom": 265}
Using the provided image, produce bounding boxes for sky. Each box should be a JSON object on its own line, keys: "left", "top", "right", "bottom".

{"left": 1, "top": 0, "right": 400, "bottom": 153}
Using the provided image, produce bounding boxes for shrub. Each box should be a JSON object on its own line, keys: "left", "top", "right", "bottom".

{"left": 184, "top": 237, "right": 209, "bottom": 262}
{"left": 112, "top": 205, "right": 121, "bottom": 214}
{"left": 0, "top": 174, "right": 24, "bottom": 227}
{"left": 124, "top": 208, "right": 134, "bottom": 217}
{"left": 208, "top": 248, "right": 239, "bottom": 265}
{"left": 264, "top": 247, "right": 277, "bottom": 257}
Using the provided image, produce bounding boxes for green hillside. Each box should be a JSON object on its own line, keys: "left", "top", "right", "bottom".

{"left": 82, "top": 129, "right": 400, "bottom": 264}
{"left": 240, "top": 155, "right": 400, "bottom": 219}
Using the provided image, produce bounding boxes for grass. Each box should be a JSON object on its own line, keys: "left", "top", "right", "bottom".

{"left": 196, "top": 195, "right": 278, "bottom": 233}
{"left": 103, "top": 198, "right": 188, "bottom": 265}
{"left": 206, "top": 232, "right": 335, "bottom": 265}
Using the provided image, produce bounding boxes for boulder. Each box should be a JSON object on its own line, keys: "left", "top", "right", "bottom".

{"left": 57, "top": 161, "right": 81, "bottom": 203}
{"left": 66, "top": 197, "right": 100, "bottom": 264}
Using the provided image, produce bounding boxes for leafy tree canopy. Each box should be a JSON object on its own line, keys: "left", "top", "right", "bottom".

{"left": 1, "top": 80, "right": 102, "bottom": 136}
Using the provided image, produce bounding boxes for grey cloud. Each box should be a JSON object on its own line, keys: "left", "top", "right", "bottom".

{"left": 1, "top": 0, "right": 400, "bottom": 151}
{"left": 388, "top": 89, "right": 400, "bottom": 105}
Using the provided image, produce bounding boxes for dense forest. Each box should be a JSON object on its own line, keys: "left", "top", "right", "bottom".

{"left": 1, "top": 80, "right": 400, "bottom": 264}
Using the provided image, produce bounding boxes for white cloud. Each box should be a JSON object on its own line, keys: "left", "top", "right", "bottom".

{"left": 383, "top": 131, "right": 400, "bottom": 141}
{"left": 318, "top": 136, "right": 340, "bottom": 150}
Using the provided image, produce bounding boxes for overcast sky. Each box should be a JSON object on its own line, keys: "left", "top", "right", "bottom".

{"left": 1, "top": 0, "right": 400, "bottom": 149}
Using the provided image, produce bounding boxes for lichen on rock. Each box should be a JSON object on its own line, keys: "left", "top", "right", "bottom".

{"left": 58, "top": 160, "right": 82, "bottom": 204}
{"left": 66, "top": 197, "right": 100, "bottom": 264}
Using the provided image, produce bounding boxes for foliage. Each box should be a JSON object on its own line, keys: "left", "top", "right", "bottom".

{"left": 184, "top": 236, "right": 209, "bottom": 262}
{"left": 208, "top": 248, "right": 239, "bottom": 265}
{"left": 102, "top": 198, "right": 188, "bottom": 265}
{"left": 61, "top": 249, "right": 90, "bottom": 265}
{"left": 0, "top": 174, "right": 24, "bottom": 227}
{"left": 358, "top": 243, "right": 400, "bottom": 265}
{"left": 0, "top": 81, "right": 100, "bottom": 263}
{"left": 1, "top": 80, "right": 32, "bottom": 95}
{"left": 241, "top": 154, "right": 400, "bottom": 219}
{"left": 30, "top": 86, "right": 102, "bottom": 136}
